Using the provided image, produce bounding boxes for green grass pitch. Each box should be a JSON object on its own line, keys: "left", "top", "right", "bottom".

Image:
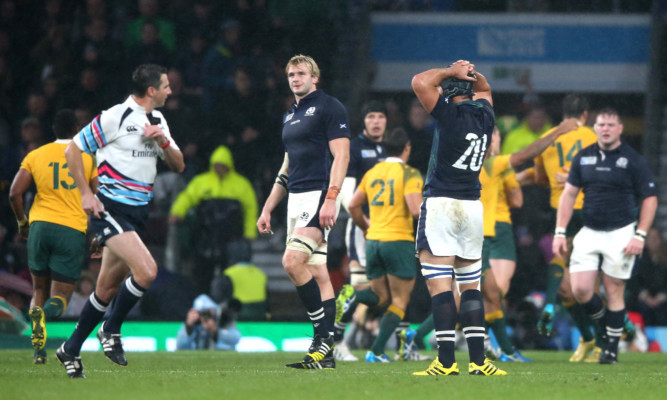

{"left": 2, "top": 350, "right": 666, "bottom": 400}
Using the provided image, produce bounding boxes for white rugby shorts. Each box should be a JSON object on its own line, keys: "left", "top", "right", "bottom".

{"left": 416, "top": 197, "right": 483, "bottom": 260}
{"left": 570, "top": 223, "right": 637, "bottom": 280}
{"left": 286, "top": 190, "right": 341, "bottom": 241}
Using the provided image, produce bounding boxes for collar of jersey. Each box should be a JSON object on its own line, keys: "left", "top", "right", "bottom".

{"left": 126, "top": 95, "right": 147, "bottom": 112}
{"left": 293, "top": 89, "right": 322, "bottom": 107}
{"left": 385, "top": 157, "right": 403, "bottom": 163}
{"left": 54, "top": 139, "right": 72, "bottom": 144}
{"left": 456, "top": 100, "right": 483, "bottom": 108}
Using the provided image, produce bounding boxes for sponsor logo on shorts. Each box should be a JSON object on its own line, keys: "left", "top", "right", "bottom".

{"left": 299, "top": 212, "right": 310, "bottom": 221}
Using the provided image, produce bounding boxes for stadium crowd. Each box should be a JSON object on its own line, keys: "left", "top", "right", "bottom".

{"left": 0, "top": 0, "right": 664, "bottom": 361}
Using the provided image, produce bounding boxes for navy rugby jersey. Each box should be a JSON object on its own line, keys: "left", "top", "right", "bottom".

{"left": 568, "top": 141, "right": 657, "bottom": 231}
{"left": 423, "top": 96, "right": 494, "bottom": 200}
{"left": 347, "top": 133, "right": 386, "bottom": 182}
{"left": 282, "top": 90, "right": 351, "bottom": 193}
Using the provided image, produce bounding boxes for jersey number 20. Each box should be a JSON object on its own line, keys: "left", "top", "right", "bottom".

{"left": 453, "top": 133, "right": 487, "bottom": 171}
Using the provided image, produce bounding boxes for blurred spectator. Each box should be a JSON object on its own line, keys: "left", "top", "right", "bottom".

{"left": 30, "top": 24, "right": 73, "bottom": 82}
{"left": 64, "top": 68, "right": 108, "bottom": 114}
{"left": 384, "top": 98, "right": 404, "bottom": 130}
{"left": 404, "top": 98, "right": 435, "bottom": 176}
{"left": 628, "top": 228, "right": 667, "bottom": 325}
{"left": 63, "top": 270, "right": 97, "bottom": 318}
{"left": 174, "top": 30, "right": 208, "bottom": 97}
{"left": 211, "top": 240, "right": 269, "bottom": 321}
{"left": 201, "top": 18, "right": 243, "bottom": 113}
{"left": 161, "top": 68, "right": 205, "bottom": 179}
{"left": 73, "top": 17, "right": 122, "bottom": 82}
{"left": 176, "top": 294, "right": 241, "bottom": 350}
{"left": 174, "top": 0, "right": 219, "bottom": 45}
{"left": 216, "top": 66, "right": 267, "bottom": 181}
{"left": 1, "top": 118, "right": 43, "bottom": 182}
{"left": 126, "top": 19, "right": 173, "bottom": 72}
{"left": 124, "top": 0, "right": 176, "bottom": 52}
{"left": 501, "top": 105, "right": 552, "bottom": 154}
{"left": 169, "top": 145, "right": 258, "bottom": 294}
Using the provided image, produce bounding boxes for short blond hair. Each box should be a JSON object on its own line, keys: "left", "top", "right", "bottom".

{"left": 285, "top": 54, "right": 320, "bottom": 78}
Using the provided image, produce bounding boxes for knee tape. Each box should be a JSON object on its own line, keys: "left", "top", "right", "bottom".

{"left": 350, "top": 264, "right": 369, "bottom": 286}
{"left": 286, "top": 234, "right": 319, "bottom": 257}
{"left": 455, "top": 260, "right": 482, "bottom": 285}
{"left": 421, "top": 263, "right": 453, "bottom": 280}
{"left": 308, "top": 243, "right": 327, "bottom": 266}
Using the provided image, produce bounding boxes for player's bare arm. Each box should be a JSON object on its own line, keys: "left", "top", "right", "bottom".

{"left": 625, "top": 195, "right": 658, "bottom": 256}
{"left": 510, "top": 118, "right": 579, "bottom": 168}
{"left": 143, "top": 123, "right": 185, "bottom": 173}
{"left": 348, "top": 188, "right": 369, "bottom": 233}
{"left": 506, "top": 186, "right": 523, "bottom": 209}
{"left": 412, "top": 61, "right": 476, "bottom": 112}
{"left": 471, "top": 70, "right": 492, "bottom": 105}
{"left": 319, "top": 137, "right": 350, "bottom": 229}
{"left": 8, "top": 168, "right": 33, "bottom": 239}
{"left": 405, "top": 192, "right": 423, "bottom": 219}
{"left": 65, "top": 141, "right": 105, "bottom": 218}
{"left": 553, "top": 182, "right": 579, "bottom": 258}
{"left": 257, "top": 152, "right": 289, "bottom": 234}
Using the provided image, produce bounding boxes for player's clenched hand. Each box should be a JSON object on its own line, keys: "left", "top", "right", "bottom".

{"left": 144, "top": 123, "right": 168, "bottom": 147}
{"left": 257, "top": 212, "right": 273, "bottom": 235}
{"left": 82, "top": 192, "right": 105, "bottom": 219}
{"left": 319, "top": 199, "right": 337, "bottom": 229}
{"left": 450, "top": 61, "right": 476, "bottom": 81}
{"left": 552, "top": 236, "right": 568, "bottom": 260}
{"left": 624, "top": 237, "right": 645, "bottom": 257}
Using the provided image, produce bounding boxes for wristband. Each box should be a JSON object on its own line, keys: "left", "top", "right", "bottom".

{"left": 326, "top": 186, "right": 340, "bottom": 200}
{"left": 17, "top": 216, "right": 28, "bottom": 227}
{"left": 634, "top": 229, "right": 647, "bottom": 242}
{"left": 159, "top": 140, "right": 171, "bottom": 149}
{"left": 554, "top": 227, "right": 566, "bottom": 238}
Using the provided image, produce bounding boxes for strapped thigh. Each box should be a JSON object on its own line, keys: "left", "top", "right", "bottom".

{"left": 454, "top": 260, "right": 482, "bottom": 285}
{"left": 421, "top": 263, "right": 453, "bottom": 280}
{"left": 308, "top": 243, "right": 327, "bottom": 266}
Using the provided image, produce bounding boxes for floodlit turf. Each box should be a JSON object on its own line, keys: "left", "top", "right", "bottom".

{"left": 2, "top": 350, "right": 666, "bottom": 400}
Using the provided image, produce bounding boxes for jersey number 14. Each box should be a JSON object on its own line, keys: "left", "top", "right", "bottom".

{"left": 453, "top": 133, "right": 487, "bottom": 171}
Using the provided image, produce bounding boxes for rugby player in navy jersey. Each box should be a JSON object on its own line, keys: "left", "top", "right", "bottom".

{"left": 410, "top": 60, "right": 506, "bottom": 376}
{"left": 333, "top": 101, "right": 387, "bottom": 361}
{"left": 554, "top": 108, "right": 657, "bottom": 364}
{"left": 257, "top": 55, "right": 350, "bottom": 369}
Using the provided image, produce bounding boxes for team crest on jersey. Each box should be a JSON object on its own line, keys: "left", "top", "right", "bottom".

{"left": 299, "top": 212, "right": 309, "bottom": 221}
{"left": 304, "top": 107, "right": 316, "bottom": 116}
{"left": 616, "top": 157, "right": 628, "bottom": 169}
{"left": 285, "top": 113, "right": 294, "bottom": 123}
{"left": 580, "top": 156, "right": 597, "bottom": 165}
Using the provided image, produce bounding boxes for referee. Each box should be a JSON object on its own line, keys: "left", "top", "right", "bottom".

{"left": 553, "top": 108, "right": 658, "bottom": 364}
